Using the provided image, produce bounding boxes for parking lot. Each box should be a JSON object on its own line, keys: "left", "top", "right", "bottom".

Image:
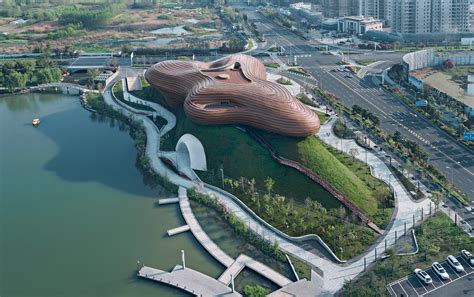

{"left": 387, "top": 254, "right": 474, "bottom": 296}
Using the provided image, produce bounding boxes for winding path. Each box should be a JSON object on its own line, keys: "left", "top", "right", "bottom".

{"left": 102, "top": 70, "right": 433, "bottom": 294}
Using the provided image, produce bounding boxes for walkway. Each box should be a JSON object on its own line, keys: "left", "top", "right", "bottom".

{"left": 138, "top": 265, "right": 241, "bottom": 297}
{"left": 218, "top": 254, "right": 292, "bottom": 287}
{"left": 30, "top": 82, "right": 98, "bottom": 93}
{"left": 102, "top": 69, "right": 434, "bottom": 294}
{"left": 179, "top": 190, "right": 293, "bottom": 286}
{"left": 179, "top": 194, "right": 235, "bottom": 268}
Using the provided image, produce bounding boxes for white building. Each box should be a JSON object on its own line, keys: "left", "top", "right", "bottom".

{"left": 337, "top": 16, "right": 383, "bottom": 34}
{"left": 385, "top": 0, "right": 470, "bottom": 34}
{"left": 289, "top": 2, "right": 312, "bottom": 10}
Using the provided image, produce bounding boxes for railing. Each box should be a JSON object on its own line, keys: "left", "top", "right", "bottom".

{"left": 246, "top": 128, "right": 384, "bottom": 235}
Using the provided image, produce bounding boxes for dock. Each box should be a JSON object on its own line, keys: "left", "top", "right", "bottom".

{"left": 138, "top": 265, "right": 241, "bottom": 297}
{"left": 218, "top": 254, "right": 292, "bottom": 287}
{"left": 167, "top": 225, "right": 190, "bottom": 236}
{"left": 158, "top": 197, "right": 179, "bottom": 205}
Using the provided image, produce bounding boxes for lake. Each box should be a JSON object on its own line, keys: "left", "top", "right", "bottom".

{"left": 0, "top": 93, "right": 224, "bottom": 297}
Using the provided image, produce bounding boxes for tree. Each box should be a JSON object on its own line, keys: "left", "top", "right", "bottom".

{"left": 242, "top": 13, "right": 248, "bottom": 23}
{"left": 87, "top": 68, "right": 100, "bottom": 85}
{"left": 431, "top": 191, "right": 443, "bottom": 210}
{"left": 4, "top": 71, "right": 27, "bottom": 92}
{"left": 264, "top": 176, "right": 275, "bottom": 196}
{"left": 348, "top": 148, "right": 359, "bottom": 160}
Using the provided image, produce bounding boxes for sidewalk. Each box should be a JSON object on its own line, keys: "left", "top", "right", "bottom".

{"left": 103, "top": 70, "right": 435, "bottom": 294}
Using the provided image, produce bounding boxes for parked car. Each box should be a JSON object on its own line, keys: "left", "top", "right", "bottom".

{"left": 432, "top": 262, "right": 449, "bottom": 280}
{"left": 415, "top": 269, "right": 432, "bottom": 285}
{"left": 461, "top": 250, "right": 474, "bottom": 265}
{"left": 344, "top": 74, "right": 353, "bottom": 78}
{"left": 447, "top": 255, "right": 464, "bottom": 272}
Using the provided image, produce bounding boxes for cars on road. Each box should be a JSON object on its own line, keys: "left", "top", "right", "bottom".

{"left": 447, "top": 255, "right": 465, "bottom": 272}
{"left": 432, "top": 262, "right": 449, "bottom": 280}
{"left": 461, "top": 250, "right": 474, "bottom": 265}
{"left": 415, "top": 268, "right": 432, "bottom": 285}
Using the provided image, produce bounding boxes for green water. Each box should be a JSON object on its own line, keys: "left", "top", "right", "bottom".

{"left": 0, "top": 93, "right": 225, "bottom": 297}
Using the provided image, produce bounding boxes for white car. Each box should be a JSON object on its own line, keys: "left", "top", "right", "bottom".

{"left": 415, "top": 269, "right": 432, "bottom": 285}
{"left": 432, "top": 262, "right": 449, "bottom": 280}
{"left": 461, "top": 250, "right": 474, "bottom": 265}
{"left": 447, "top": 255, "right": 464, "bottom": 272}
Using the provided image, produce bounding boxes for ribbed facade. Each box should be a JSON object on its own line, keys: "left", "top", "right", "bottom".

{"left": 145, "top": 54, "right": 320, "bottom": 137}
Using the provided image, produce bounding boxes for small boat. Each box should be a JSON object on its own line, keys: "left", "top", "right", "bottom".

{"left": 32, "top": 118, "right": 41, "bottom": 126}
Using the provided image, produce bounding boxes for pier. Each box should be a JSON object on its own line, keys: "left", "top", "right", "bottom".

{"left": 167, "top": 225, "right": 190, "bottom": 236}
{"left": 138, "top": 265, "right": 241, "bottom": 297}
{"left": 158, "top": 197, "right": 179, "bottom": 205}
{"left": 218, "top": 254, "right": 292, "bottom": 287}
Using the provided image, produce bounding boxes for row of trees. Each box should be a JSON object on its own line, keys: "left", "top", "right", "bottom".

{"left": 1, "top": 57, "right": 64, "bottom": 92}
{"left": 391, "top": 130, "right": 429, "bottom": 162}
{"left": 220, "top": 175, "right": 377, "bottom": 259}
{"left": 352, "top": 104, "right": 380, "bottom": 126}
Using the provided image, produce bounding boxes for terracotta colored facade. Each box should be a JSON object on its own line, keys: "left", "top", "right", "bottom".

{"left": 145, "top": 54, "right": 320, "bottom": 137}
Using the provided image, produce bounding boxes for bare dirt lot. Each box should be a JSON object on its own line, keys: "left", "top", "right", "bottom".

{"left": 0, "top": 7, "right": 225, "bottom": 54}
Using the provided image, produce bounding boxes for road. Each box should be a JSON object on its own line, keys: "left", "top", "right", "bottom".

{"left": 245, "top": 8, "right": 474, "bottom": 200}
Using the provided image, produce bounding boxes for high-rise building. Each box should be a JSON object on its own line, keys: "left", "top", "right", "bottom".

{"left": 321, "top": 0, "right": 359, "bottom": 18}
{"left": 385, "top": 0, "right": 470, "bottom": 34}
{"left": 360, "top": 0, "right": 385, "bottom": 19}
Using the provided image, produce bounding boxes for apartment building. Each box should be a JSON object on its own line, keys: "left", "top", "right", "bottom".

{"left": 386, "top": 0, "right": 470, "bottom": 34}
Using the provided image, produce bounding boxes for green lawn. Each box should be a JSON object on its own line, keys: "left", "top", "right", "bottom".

{"left": 264, "top": 62, "right": 280, "bottom": 68}
{"left": 345, "top": 212, "right": 474, "bottom": 296}
{"left": 161, "top": 108, "right": 340, "bottom": 210}
{"left": 356, "top": 59, "right": 377, "bottom": 66}
{"left": 276, "top": 77, "right": 292, "bottom": 85}
{"left": 139, "top": 87, "right": 397, "bottom": 258}
{"left": 262, "top": 133, "right": 393, "bottom": 226}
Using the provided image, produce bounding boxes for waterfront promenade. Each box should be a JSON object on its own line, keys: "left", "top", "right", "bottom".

{"left": 138, "top": 265, "right": 241, "bottom": 296}
{"left": 103, "top": 71, "right": 434, "bottom": 294}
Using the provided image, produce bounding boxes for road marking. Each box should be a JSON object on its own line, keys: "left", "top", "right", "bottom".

{"left": 320, "top": 67, "right": 474, "bottom": 177}
{"left": 387, "top": 284, "right": 397, "bottom": 296}
{"left": 420, "top": 268, "right": 474, "bottom": 296}
{"left": 429, "top": 268, "right": 447, "bottom": 285}
{"left": 396, "top": 282, "right": 410, "bottom": 297}
{"left": 459, "top": 256, "right": 473, "bottom": 269}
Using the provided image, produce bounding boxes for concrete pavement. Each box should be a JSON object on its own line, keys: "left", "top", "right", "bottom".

{"left": 102, "top": 70, "right": 439, "bottom": 294}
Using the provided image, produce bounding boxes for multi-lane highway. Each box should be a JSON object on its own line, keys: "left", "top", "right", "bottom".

{"left": 244, "top": 7, "right": 474, "bottom": 199}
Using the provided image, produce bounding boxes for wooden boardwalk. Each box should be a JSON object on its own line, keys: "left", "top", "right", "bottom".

{"left": 138, "top": 265, "right": 241, "bottom": 296}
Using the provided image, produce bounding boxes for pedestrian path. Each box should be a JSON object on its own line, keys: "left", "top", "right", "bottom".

{"left": 102, "top": 70, "right": 435, "bottom": 294}
{"left": 179, "top": 193, "right": 235, "bottom": 268}
{"left": 138, "top": 265, "right": 241, "bottom": 297}
{"left": 218, "top": 254, "right": 292, "bottom": 287}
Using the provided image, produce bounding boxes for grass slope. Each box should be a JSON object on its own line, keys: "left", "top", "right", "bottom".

{"left": 162, "top": 108, "right": 340, "bottom": 209}
{"left": 263, "top": 133, "right": 392, "bottom": 225}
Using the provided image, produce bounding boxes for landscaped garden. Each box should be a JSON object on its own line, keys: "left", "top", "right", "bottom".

{"left": 131, "top": 82, "right": 394, "bottom": 259}
{"left": 344, "top": 212, "right": 474, "bottom": 296}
